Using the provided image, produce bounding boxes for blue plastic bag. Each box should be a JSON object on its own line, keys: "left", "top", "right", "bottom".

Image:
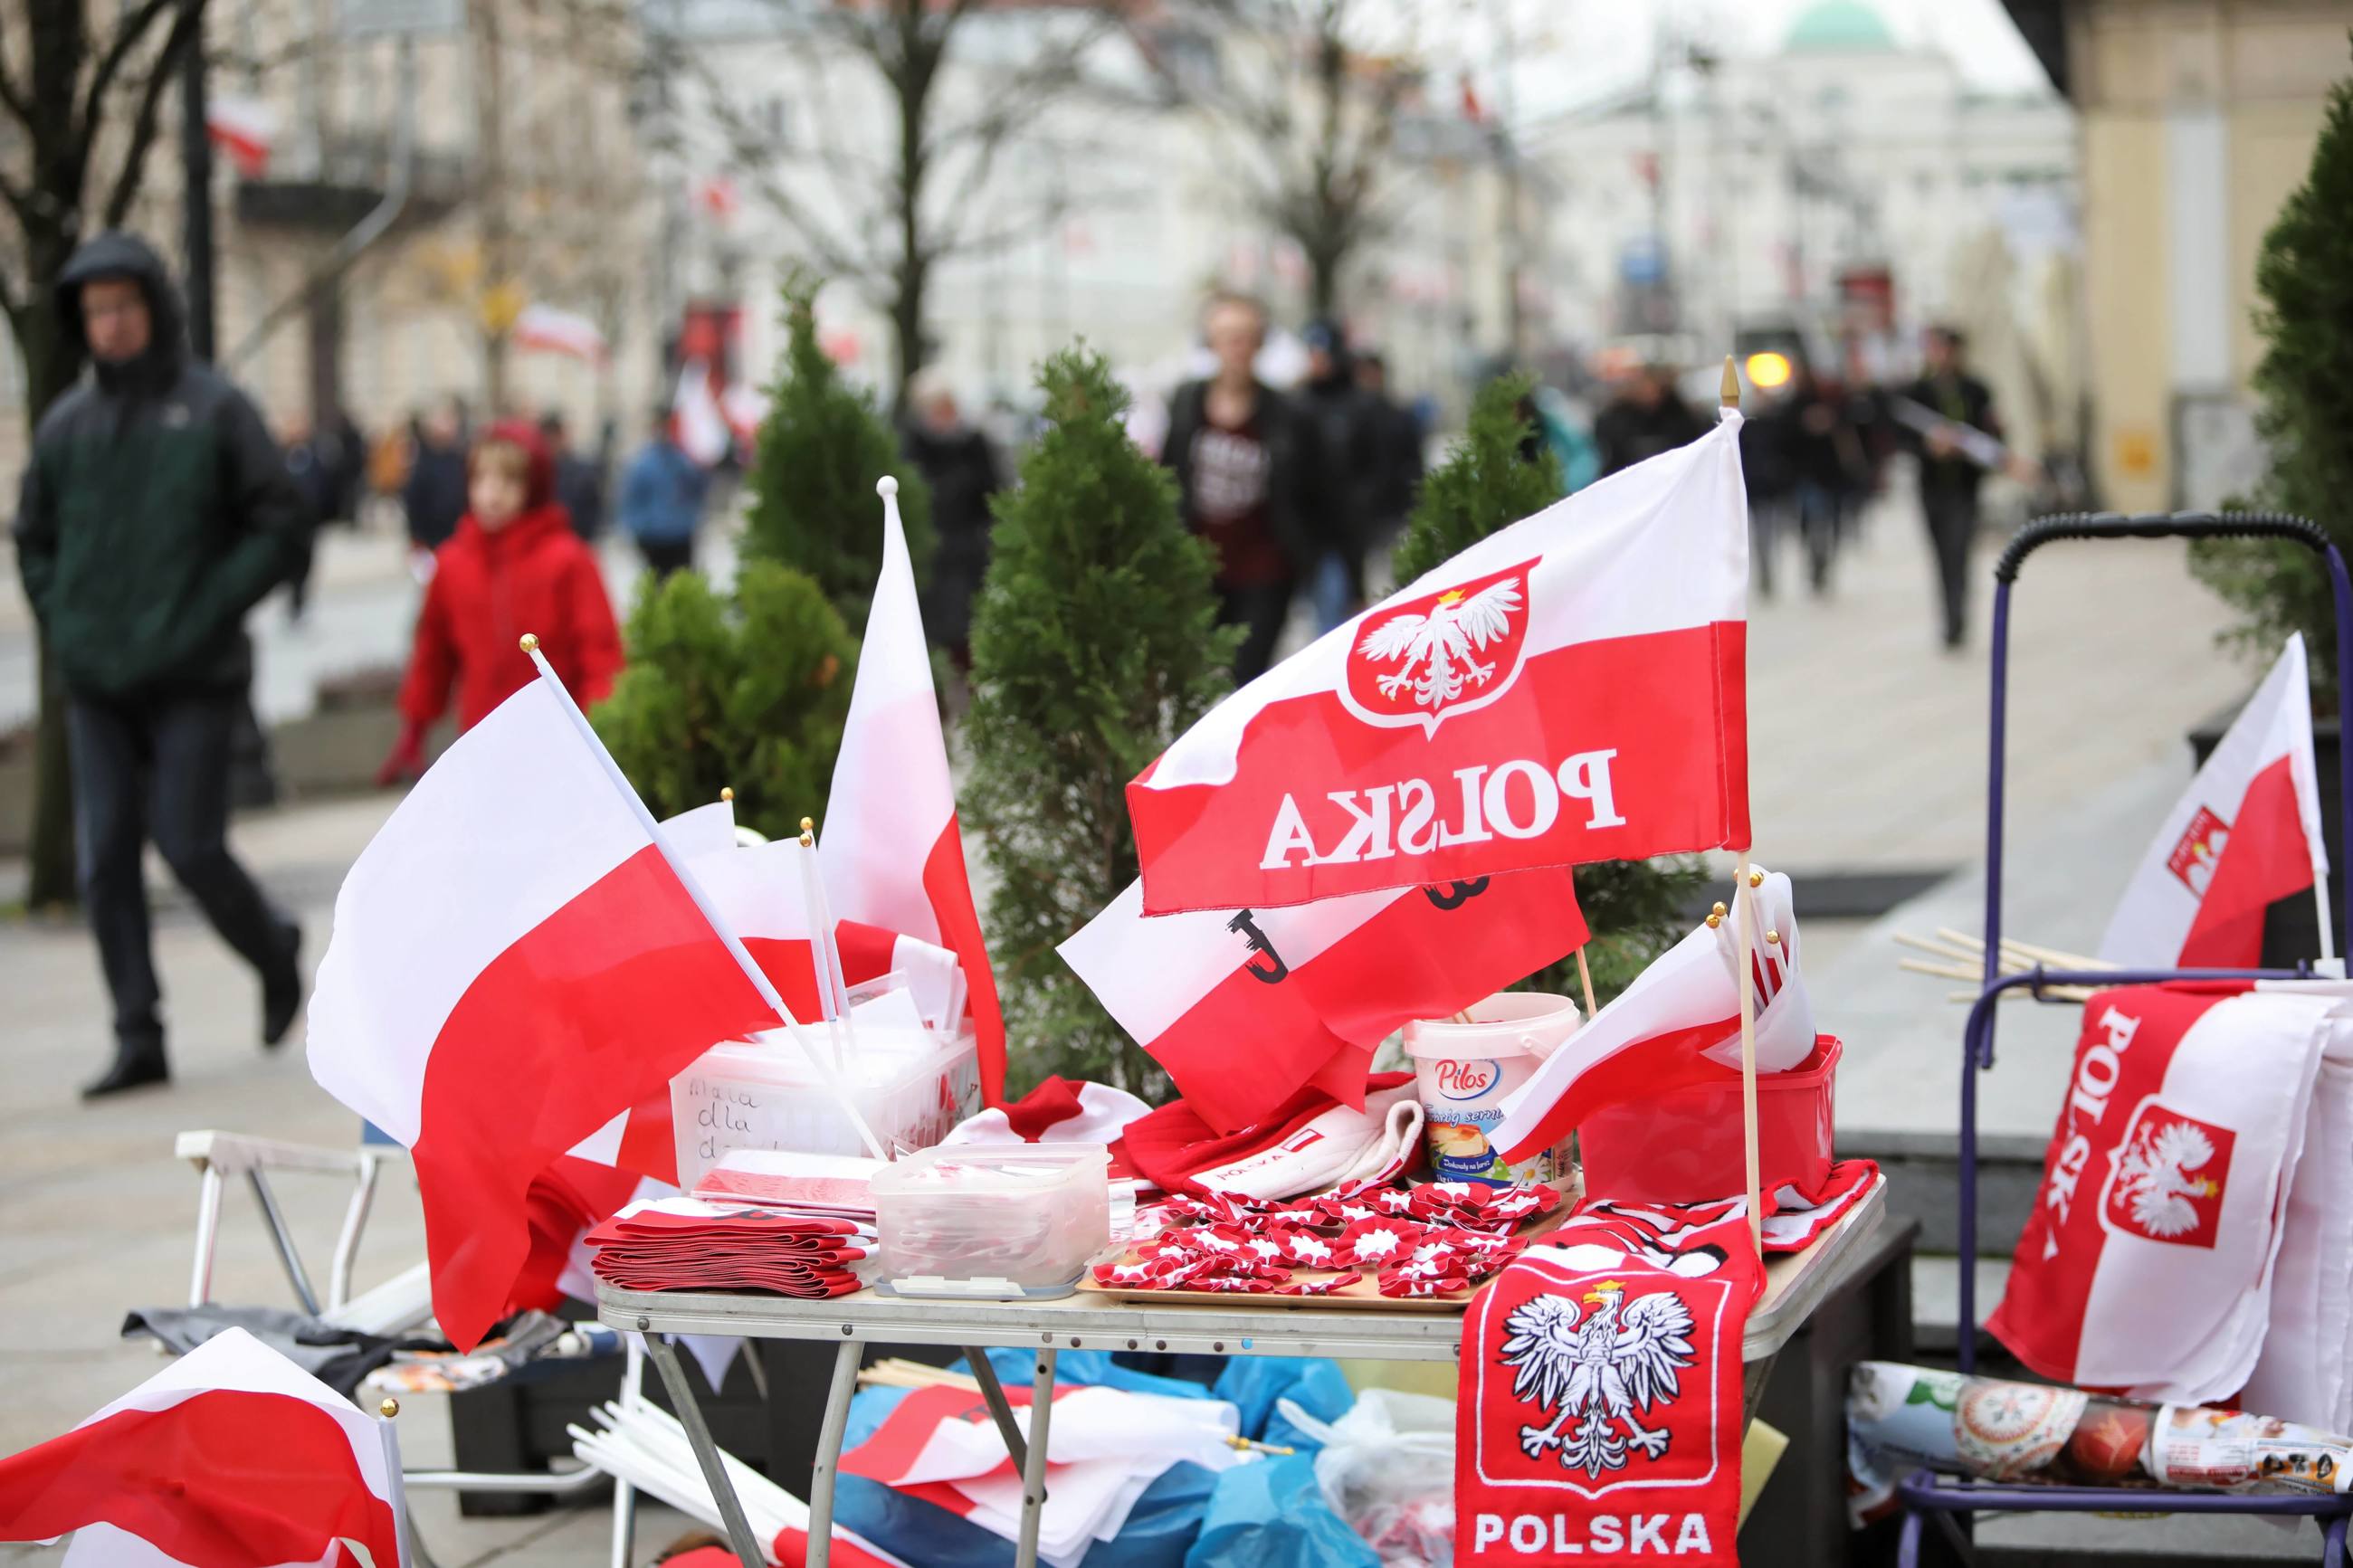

{"left": 1184, "top": 1453, "right": 1378, "bottom": 1568}
{"left": 1212, "top": 1357, "right": 1353, "bottom": 1449}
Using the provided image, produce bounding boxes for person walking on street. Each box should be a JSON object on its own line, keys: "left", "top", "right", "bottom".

{"left": 1160, "top": 291, "right": 1316, "bottom": 683}
{"left": 1295, "top": 319, "right": 1383, "bottom": 632}
{"left": 540, "top": 410, "right": 607, "bottom": 540}
{"left": 377, "top": 421, "right": 624, "bottom": 783}
{"left": 617, "top": 409, "right": 708, "bottom": 579}
{"left": 277, "top": 411, "right": 335, "bottom": 622}
{"left": 1901, "top": 326, "right": 2001, "bottom": 649}
{"left": 1354, "top": 348, "right": 1424, "bottom": 563}
{"left": 902, "top": 368, "right": 1002, "bottom": 671}
{"left": 401, "top": 397, "right": 470, "bottom": 556}
{"left": 1593, "top": 362, "right": 1707, "bottom": 477}
{"left": 12, "top": 231, "right": 309, "bottom": 1098}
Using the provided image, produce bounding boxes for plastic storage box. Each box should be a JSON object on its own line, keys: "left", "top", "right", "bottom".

{"left": 669, "top": 1026, "right": 980, "bottom": 1193}
{"left": 872, "top": 1144, "right": 1110, "bottom": 1296}
{"left": 1577, "top": 1034, "right": 1841, "bottom": 1206}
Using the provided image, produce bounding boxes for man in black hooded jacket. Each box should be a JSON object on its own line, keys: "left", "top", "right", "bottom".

{"left": 14, "top": 231, "right": 309, "bottom": 1098}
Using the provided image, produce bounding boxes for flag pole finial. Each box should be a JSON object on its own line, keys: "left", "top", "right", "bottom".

{"left": 518, "top": 632, "right": 539, "bottom": 654}
{"left": 720, "top": 785, "right": 734, "bottom": 803}
{"left": 876, "top": 475, "right": 899, "bottom": 499}
{"left": 379, "top": 1397, "right": 400, "bottom": 1419}
{"left": 799, "top": 814, "right": 816, "bottom": 849}
{"left": 1720, "top": 356, "right": 1740, "bottom": 412}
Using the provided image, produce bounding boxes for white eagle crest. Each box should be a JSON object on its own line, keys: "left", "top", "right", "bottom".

{"left": 1357, "top": 578, "right": 1523, "bottom": 710}
{"left": 1498, "top": 1278, "right": 1697, "bottom": 1478}
{"left": 2114, "top": 1118, "right": 2220, "bottom": 1238}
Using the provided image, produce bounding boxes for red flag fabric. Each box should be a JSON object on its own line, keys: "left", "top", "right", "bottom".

{"left": 1127, "top": 420, "right": 1748, "bottom": 915}
{"left": 304, "top": 679, "right": 778, "bottom": 1349}
{"left": 1062, "top": 868, "right": 1586, "bottom": 1135}
{"left": 0, "top": 1330, "right": 402, "bottom": 1568}
{"left": 1458, "top": 1207, "right": 1762, "bottom": 1565}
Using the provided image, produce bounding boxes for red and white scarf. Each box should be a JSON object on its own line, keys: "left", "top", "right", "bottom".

{"left": 1459, "top": 1207, "right": 1762, "bottom": 1564}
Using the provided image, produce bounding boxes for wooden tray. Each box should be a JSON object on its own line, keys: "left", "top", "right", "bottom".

{"left": 1079, "top": 1174, "right": 1581, "bottom": 1313}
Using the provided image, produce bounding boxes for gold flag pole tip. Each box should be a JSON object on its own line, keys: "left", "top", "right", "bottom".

{"left": 1720, "top": 356, "right": 1741, "bottom": 411}
{"left": 720, "top": 786, "right": 734, "bottom": 803}
{"left": 379, "top": 1398, "right": 400, "bottom": 1419}
{"left": 876, "top": 476, "right": 899, "bottom": 499}
{"left": 518, "top": 632, "right": 538, "bottom": 654}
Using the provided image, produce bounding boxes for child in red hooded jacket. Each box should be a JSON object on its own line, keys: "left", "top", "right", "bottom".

{"left": 377, "top": 420, "right": 624, "bottom": 782}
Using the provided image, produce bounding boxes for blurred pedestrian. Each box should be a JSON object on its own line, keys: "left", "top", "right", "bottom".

{"left": 328, "top": 408, "right": 367, "bottom": 527}
{"left": 1296, "top": 319, "right": 1383, "bottom": 632}
{"left": 1354, "top": 349, "right": 1425, "bottom": 547}
{"left": 902, "top": 367, "right": 1002, "bottom": 670}
{"left": 539, "top": 410, "right": 606, "bottom": 541}
{"left": 402, "top": 396, "right": 470, "bottom": 555}
{"left": 278, "top": 410, "right": 335, "bottom": 621}
{"left": 11, "top": 230, "right": 308, "bottom": 1098}
{"left": 1594, "top": 362, "right": 1707, "bottom": 477}
{"left": 1900, "top": 326, "right": 2001, "bottom": 649}
{"left": 1161, "top": 291, "right": 1315, "bottom": 683}
{"left": 377, "top": 421, "right": 623, "bottom": 784}
{"left": 1769, "top": 362, "right": 1863, "bottom": 597}
{"left": 617, "top": 408, "right": 708, "bottom": 579}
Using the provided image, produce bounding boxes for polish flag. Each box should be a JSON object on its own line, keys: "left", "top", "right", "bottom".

{"left": 305, "top": 674, "right": 779, "bottom": 1350}
{"left": 1494, "top": 868, "right": 1815, "bottom": 1162}
{"left": 821, "top": 478, "right": 1005, "bottom": 1103}
{"left": 1062, "top": 866, "right": 1587, "bottom": 1134}
{"left": 0, "top": 1328, "right": 404, "bottom": 1568}
{"left": 1128, "top": 416, "right": 1748, "bottom": 914}
{"left": 2099, "top": 634, "right": 2330, "bottom": 970}
{"left": 205, "top": 95, "right": 276, "bottom": 178}
{"left": 674, "top": 360, "right": 731, "bottom": 466}
{"left": 511, "top": 303, "right": 608, "bottom": 363}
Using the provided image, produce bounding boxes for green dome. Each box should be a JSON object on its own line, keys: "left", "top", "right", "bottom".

{"left": 1784, "top": 0, "right": 1896, "bottom": 52}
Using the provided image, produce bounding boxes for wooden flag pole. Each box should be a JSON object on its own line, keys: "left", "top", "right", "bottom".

{"left": 1719, "top": 356, "right": 1764, "bottom": 1257}
{"left": 1574, "top": 946, "right": 1598, "bottom": 1021}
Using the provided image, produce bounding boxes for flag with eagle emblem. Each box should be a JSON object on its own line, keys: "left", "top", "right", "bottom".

{"left": 1458, "top": 1204, "right": 1761, "bottom": 1564}
{"left": 1989, "top": 984, "right": 2334, "bottom": 1401}
{"left": 1126, "top": 417, "right": 1749, "bottom": 914}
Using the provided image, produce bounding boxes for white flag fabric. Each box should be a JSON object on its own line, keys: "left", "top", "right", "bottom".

{"left": 2243, "top": 982, "right": 2353, "bottom": 1432}
{"left": 821, "top": 479, "right": 1005, "bottom": 1101}
{"left": 2099, "top": 634, "right": 2329, "bottom": 969}
{"left": 0, "top": 1328, "right": 404, "bottom": 1568}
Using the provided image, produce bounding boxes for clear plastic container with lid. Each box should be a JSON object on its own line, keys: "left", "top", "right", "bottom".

{"left": 872, "top": 1144, "right": 1110, "bottom": 1296}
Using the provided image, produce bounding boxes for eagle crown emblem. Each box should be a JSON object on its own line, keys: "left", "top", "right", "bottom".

{"left": 1356, "top": 576, "right": 1524, "bottom": 711}
{"left": 1499, "top": 1279, "right": 1698, "bottom": 1478}
{"left": 2114, "top": 1117, "right": 2222, "bottom": 1237}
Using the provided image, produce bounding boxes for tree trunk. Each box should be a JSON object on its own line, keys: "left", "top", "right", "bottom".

{"left": 17, "top": 233, "right": 84, "bottom": 910}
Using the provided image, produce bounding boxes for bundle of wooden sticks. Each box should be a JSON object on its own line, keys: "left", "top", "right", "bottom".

{"left": 1893, "top": 927, "right": 2116, "bottom": 1003}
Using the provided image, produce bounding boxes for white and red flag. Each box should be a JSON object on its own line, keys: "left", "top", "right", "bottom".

{"left": 1494, "top": 868, "right": 1814, "bottom": 1163}
{"left": 1988, "top": 984, "right": 2332, "bottom": 1400}
{"left": 204, "top": 95, "right": 276, "bottom": 178}
{"left": 821, "top": 478, "right": 1005, "bottom": 1103}
{"left": 0, "top": 1327, "right": 405, "bottom": 1568}
{"left": 306, "top": 675, "right": 778, "bottom": 1350}
{"left": 1127, "top": 419, "right": 1748, "bottom": 914}
{"left": 2100, "top": 634, "right": 2330, "bottom": 970}
{"left": 1062, "top": 868, "right": 1587, "bottom": 1134}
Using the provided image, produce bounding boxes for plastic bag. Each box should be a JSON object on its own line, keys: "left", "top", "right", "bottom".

{"left": 1184, "top": 1452, "right": 1380, "bottom": 1568}
{"left": 1281, "top": 1388, "right": 1457, "bottom": 1568}
{"left": 1213, "top": 1355, "right": 1355, "bottom": 1447}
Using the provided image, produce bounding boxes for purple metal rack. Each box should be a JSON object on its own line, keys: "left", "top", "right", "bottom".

{"left": 1899, "top": 513, "right": 2353, "bottom": 1567}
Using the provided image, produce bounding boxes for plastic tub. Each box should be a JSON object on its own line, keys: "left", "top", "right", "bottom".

{"left": 1577, "top": 1033, "right": 1842, "bottom": 1207}
{"left": 669, "top": 1026, "right": 980, "bottom": 1192}
{"left": 1401, "top": 992, "right": 1582, "bottom": 1185}
{"left": 872, "top": 1144, "right": 1110, "bottom": 1293}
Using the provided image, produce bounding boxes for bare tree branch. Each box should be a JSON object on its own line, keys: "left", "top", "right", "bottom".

{"left": 78, "top": 0, "right": 182, "bottom": 154}
{"left": 100, "top": 0, "right": 202, "bottom": 229}
{"left": 0, "top": 19, "right": 34, "bottom": 128}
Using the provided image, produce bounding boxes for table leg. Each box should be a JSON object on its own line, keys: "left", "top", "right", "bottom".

{"left": 644, "top": 1333, "right": 767, "bottom": 1568}
{"left": 966, "top": 1348, "right": 1029, "bottom": 1471}
{"left": 805, "top": 1338, "right": 865, "bottom": 1568}
{"left": 1015, "top": 1349, "right": 1059, "bottom": 1568}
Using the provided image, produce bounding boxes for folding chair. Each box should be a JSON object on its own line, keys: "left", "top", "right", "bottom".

{"left": 176, "top": 1127, "right": 653, "bottom": 1568}
{"left": 1898, "top": 512, "right": 2353, "bottom": 1565}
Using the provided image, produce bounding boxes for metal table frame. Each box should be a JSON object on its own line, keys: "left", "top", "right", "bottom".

{"left": 599, "top": 1179, "right": 1885, "bottom": 1567}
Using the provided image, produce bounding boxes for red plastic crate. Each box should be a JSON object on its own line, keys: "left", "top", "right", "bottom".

{"left": 1577, "top": 1034, "right": 1842, "bottom": 1207}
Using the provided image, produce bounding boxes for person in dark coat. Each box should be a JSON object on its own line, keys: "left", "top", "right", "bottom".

{"left": 539, "top": 410, "right": 606, "bottom": 540}
{"left": 902, "top": 369, "right": 1002, "bottom": 670}
{"left": 1160, "top": 292, "right": 1318, "bottom": 684}
{"left": 1295, "top": 319, "right": 1385, "bottom": 632}
{"left": 402, "top": 397, "right": 470, "bottom": 553}
{"left": 617, "top": 409, "right": 710, "bottom": 578}
{"left": 1900, "top": 325, "right": 2003, "bottom": 649}
{"left": 278, "top": 410, "right": 336, "bottom": 622}
{"left": 1593, "top": 363, "right": 1708, "bottom": 477}
{"left": 1354, "top": 348, "right": 1424, "bottom": 557}
{"left": 11, "top": 231, "right": 308, "bottom": 1098}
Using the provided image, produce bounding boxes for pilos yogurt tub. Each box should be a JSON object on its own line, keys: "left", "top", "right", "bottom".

{"left": 1401, "top": 991, "right": 1581, "bottom": 1185}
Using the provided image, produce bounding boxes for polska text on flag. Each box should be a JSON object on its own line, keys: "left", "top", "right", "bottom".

{"left": 304, "top": 677, "right": 778, "bottom": 1349}
{"left": 1127, "top": 418, "right": 1749, "bottom": 915}
{"left": 2099, "top": 633, "right": 2329, "bottom": 970}
{"left": 0, "top": 1328, "right": 405, "bottom": 1568}
{"left": 821, "top": 479, "right": 1006, "bottom": 1104}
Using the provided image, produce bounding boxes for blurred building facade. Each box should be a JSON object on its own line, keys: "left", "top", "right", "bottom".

{"left": 2002, "top": 0, "right": 2353, "bottom": 513}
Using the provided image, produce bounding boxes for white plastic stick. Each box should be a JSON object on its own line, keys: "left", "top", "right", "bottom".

{"left": 1734, "top": 855, "right": 1763, "bottom": 1259}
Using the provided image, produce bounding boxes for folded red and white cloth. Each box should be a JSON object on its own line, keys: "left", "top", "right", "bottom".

{"left": 943, "top": 1075, "right": 1152, "bottom": 1152}
{"left": 1459, "top": 1204, "right": 1765, "bottom": 1565}
{"left": 691, "top": 1149, "right": 881, "bottom": 1219}
{"left": 1119, "top": 1072, "right": 1424, "bottom": 1202}
{"left": 843, "top": 1382, "right": 1243, "bottom": 1568}
{"left": 585, "top": 1196, "right": 873, "bottom": 1297}
{"left": 1573, "top": 1158, "right": 1881, "bottom": 1256}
